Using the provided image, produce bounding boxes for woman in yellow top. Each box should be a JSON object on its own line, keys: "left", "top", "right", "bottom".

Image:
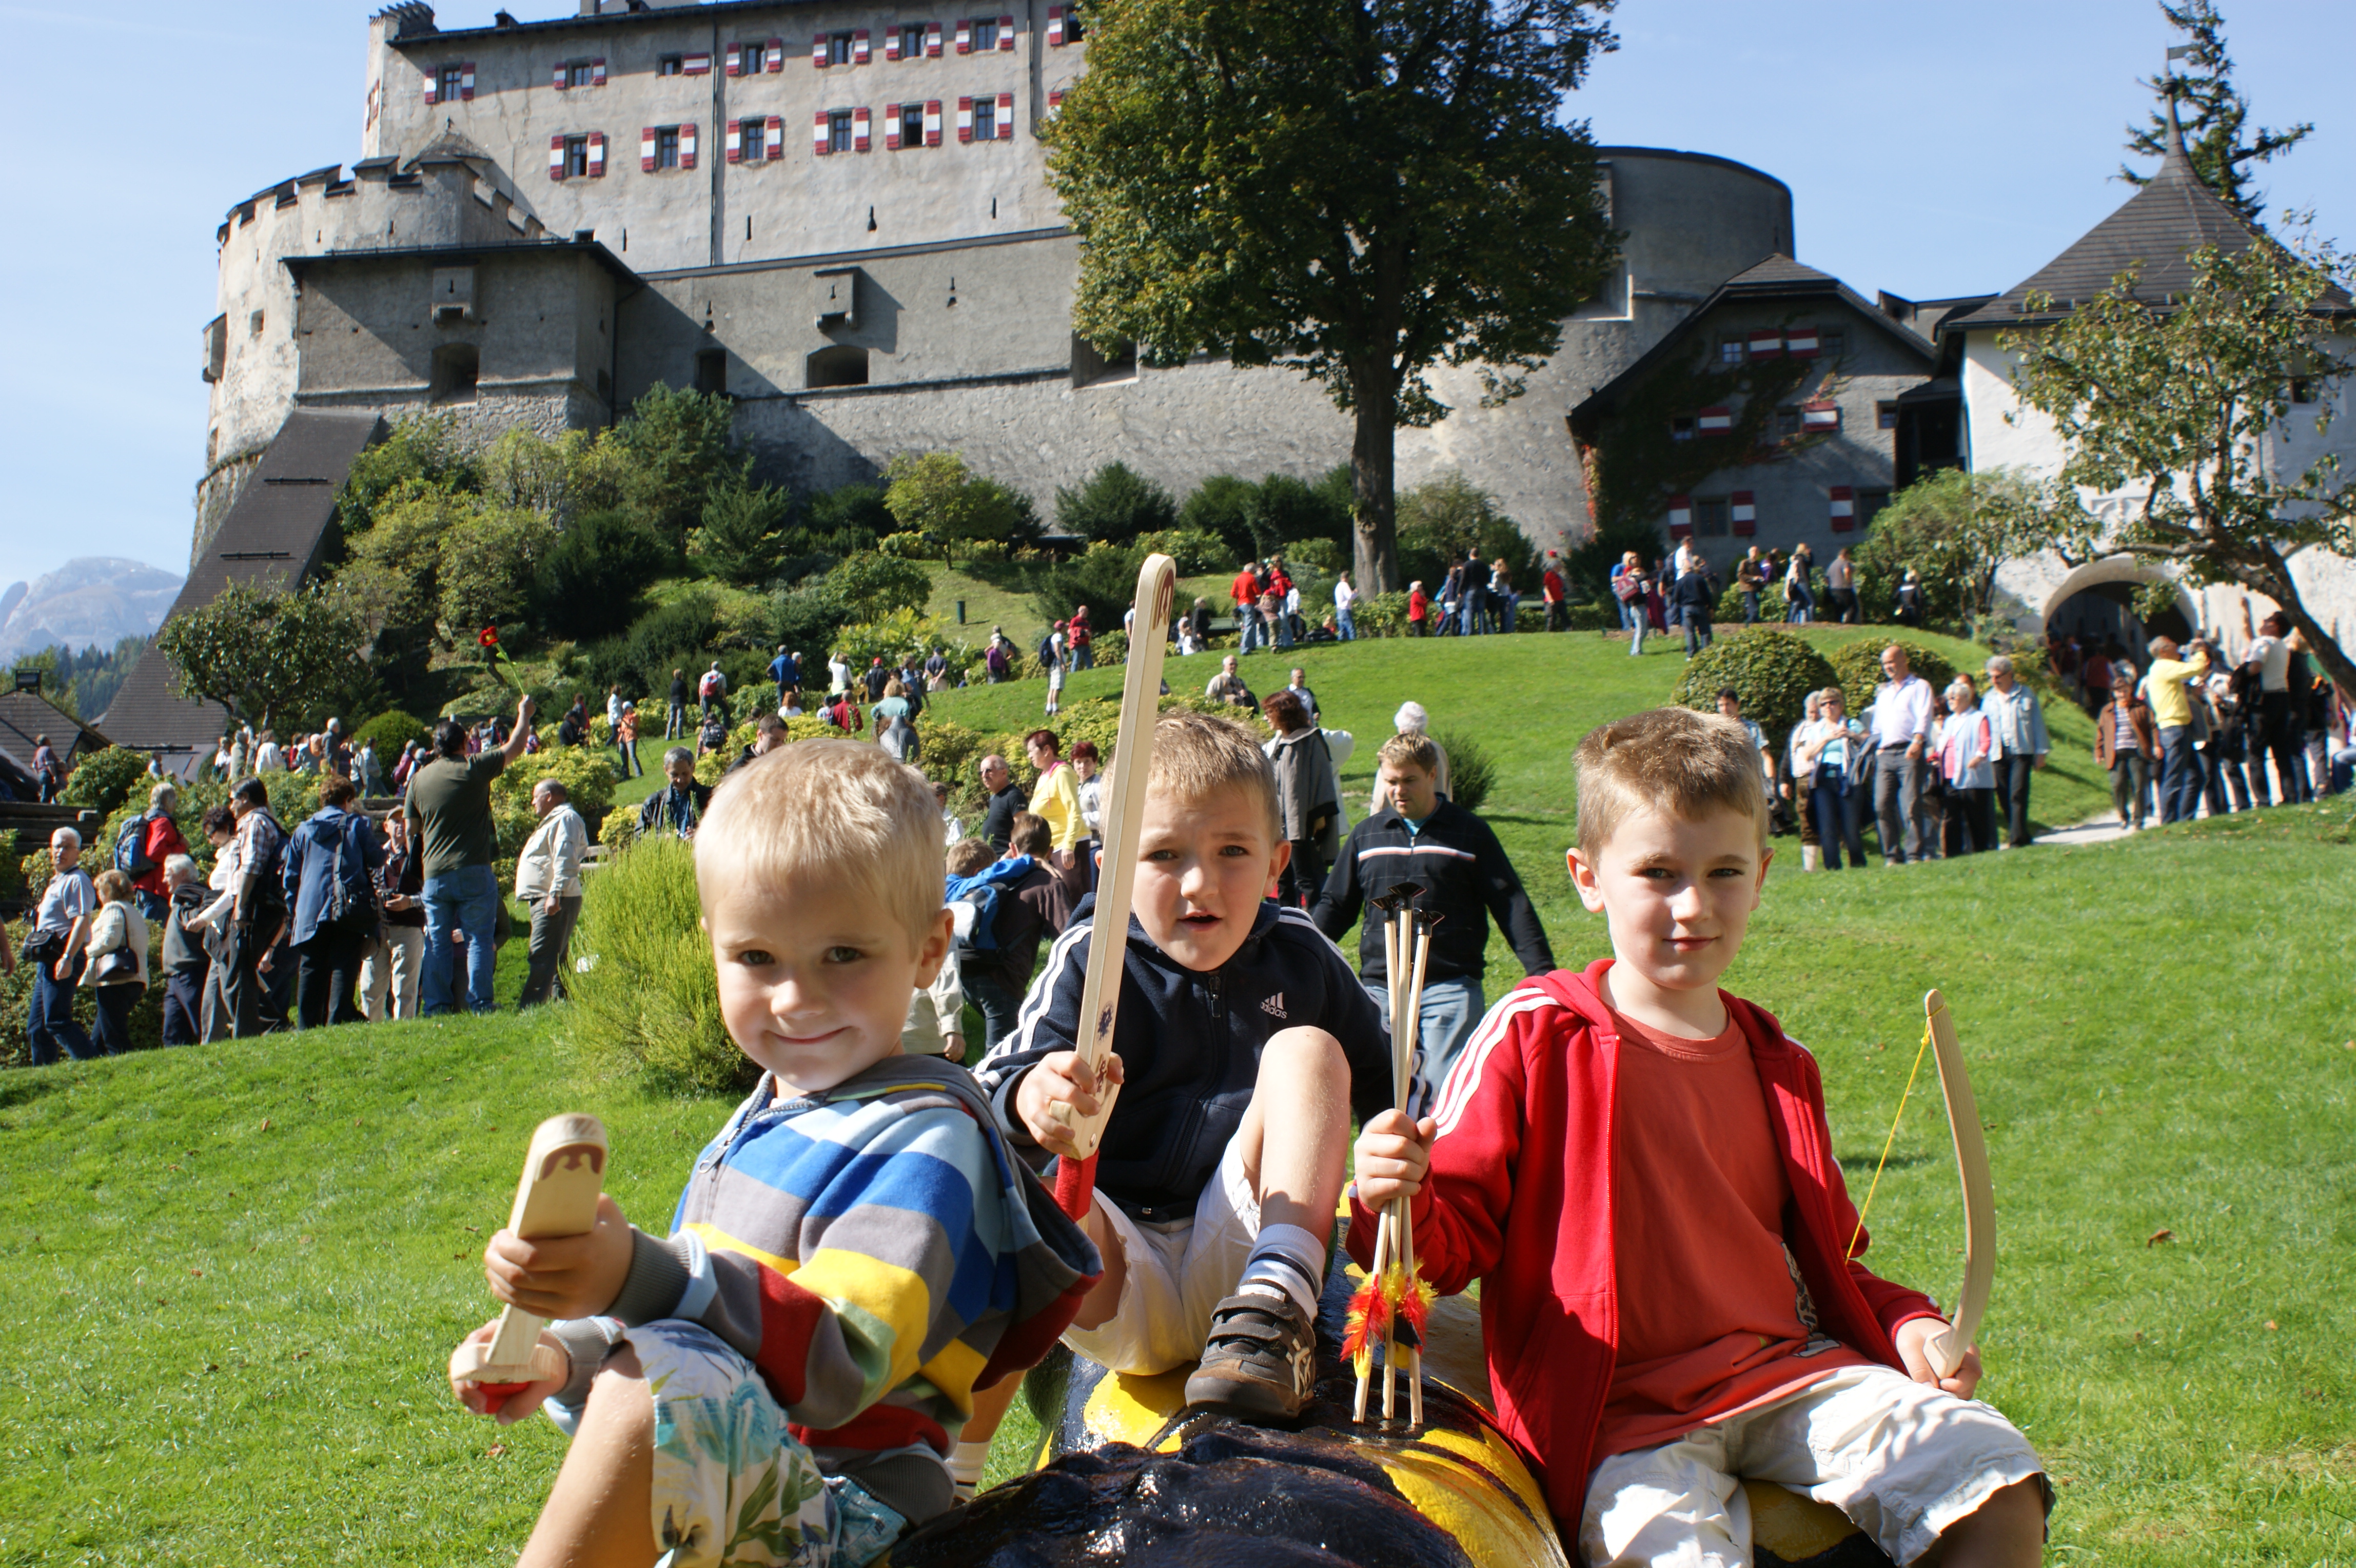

{"left": 1024, "top": 728, "right": 1085, "bottom": 876}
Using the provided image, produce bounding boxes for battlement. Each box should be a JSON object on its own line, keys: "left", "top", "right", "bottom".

{"left": 217, "top": 151, "right": 547, "bottom": 250}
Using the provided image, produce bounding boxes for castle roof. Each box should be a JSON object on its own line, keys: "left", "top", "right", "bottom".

{"left": 385, "top": 1, "right": 847, "bottom": 47}
{"left": 0, "top": 689, "right": 109, "bottom": 783}
{"left": 1945, "top": 130, "right": 2351, "bottom": 334}
{"left": 100, "top": 411, "right": 385, "bottom": 767}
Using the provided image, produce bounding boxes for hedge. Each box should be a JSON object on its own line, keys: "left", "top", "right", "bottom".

{"left": 1669, "top": 629, "right": 1840, "bottom": 755}
{"left": 1825, "top": 639, "right": 1957, "bottom": 722}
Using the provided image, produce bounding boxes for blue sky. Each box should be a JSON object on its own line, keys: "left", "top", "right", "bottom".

{"left": 1, "top": 0, "right": 2348, "bottom": 588}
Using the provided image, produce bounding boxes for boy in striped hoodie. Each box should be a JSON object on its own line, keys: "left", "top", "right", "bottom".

{"left": 448, "top": 741, "right": 1099, "bottom": 1567}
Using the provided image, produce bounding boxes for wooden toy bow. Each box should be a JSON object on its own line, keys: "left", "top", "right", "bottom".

{"left": 1048, "top": 553, "right": 1177, "bottom": 1224}
{"left": 1348, "top": 884, "right": 1434, "bottom": 1425}
{"left": 1848, "top": 989, "right": 1994, "bottom": 1379}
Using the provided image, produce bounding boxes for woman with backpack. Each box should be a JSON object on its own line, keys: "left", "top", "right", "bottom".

{"left": 280, "top": 774, "right": 385, "bottom": 1029}
{"left": 115, "top": 781, "right": 190, "bottom": 922}
{"left": 1783, "top": 543, "right": 1817, "bottom": 624}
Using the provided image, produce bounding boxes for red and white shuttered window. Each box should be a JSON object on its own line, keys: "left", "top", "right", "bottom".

{"left": 813, "top": 110, "right": 831, "bottom": 155}
{"left": 1667, "top": 496, "right": 1693, "bottom": 539}
{"left": 551, "top": 134, "right": 604, "bottom": 180}
{"left": 886, "top": 102, "right": 904, "bottom": 149}
{"left": 924, "top": 100, "right": 944, "bottom": 145}
{"left": 765, "top": 117, "right": 783, "bottom": 159}
{"left": 728, "top": 120, "right": 776, "bottom": 162}
{"left": 1800, "top": 400, "right": 1840, "bottom": 432}
{"left": 1696, "top": 406, "right": 1732, "bottom": 434}
{"left": 1047, "top": 6, "right": 1066, "bottom": 44}
{"left": 999, "top": 15, "right": 1016, "bottom": 49}
{"left": 956, "top": 95, "right": 974, "bottom": 141}
{"left": 551, "top": 60, "right": 604, "bottom": 90}
{"left": 640, "top": 124, "right": 695, "bottom": 170}
{"left": 1047, "top": 88, "right": 1065, "bottom": 115}
{"left": 1730, "top": 491, "right": 1756, "bottom": 536}
{"left": 995, "top": 90, "right": 1013, "bottom": 138}
{"left": 886, "top": 29, "right": 902, "bottom": 61}
{"left": 765, "top": 38, "right": 785, "bottom": 72}
{"left": 1749, "top": 328, "right": 1783, "bottom": 358}
{"left": 424, "top": 62, "right": 474, "bottom": 103}
{"left": 586, "top": 131, "right": 606, "bottom": 175}
{"left": 1829, "top": 486, "right": 1856, "bottom": 531}
{"left": 1785, "top": 325, "right": 1820, "bottom": 357}
{"left": 927, "top": 22, "right": 945, "bottom": 56}
{"left": 853, "top": 107, "right": 872, "bottom": 150}
{"left": 854, "top": 30, "right": 871, "bottom": 64}
{"left": 683, "top": 51, "right": 711, "bottom": 75}
{"left": 955, "top": 18, "right": 972, "bottom": 52}
{"left": 678, "top": 123, "right": 697, "bottom": 166}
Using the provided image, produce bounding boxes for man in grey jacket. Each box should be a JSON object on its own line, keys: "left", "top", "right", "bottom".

{"left": 1981, "top": 655, "right": 2051, "bottom": 850}
{"left": 515, "top": 777, "right": 588, "bottom": 1008}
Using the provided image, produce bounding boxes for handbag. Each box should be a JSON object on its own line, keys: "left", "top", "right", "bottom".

{"left": 20, "top": 926, "right": 64, "bottom": 968}
{"left": 89, "top": 948, "right": 141, "bottom": 986}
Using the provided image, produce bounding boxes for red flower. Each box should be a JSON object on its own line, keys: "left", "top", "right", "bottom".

{"left": 478, "top": 626, "right": 499, "bottom": 649}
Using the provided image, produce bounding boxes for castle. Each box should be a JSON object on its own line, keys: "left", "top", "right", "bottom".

{"left": 95, "top": 1, "right": 2348, "bottom": 768}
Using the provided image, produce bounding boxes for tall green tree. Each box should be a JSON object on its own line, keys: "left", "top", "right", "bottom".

{"left": 883, "top": 452, "right": 1035, "bottom": 563}
{"left": 2003, "top": 241, "right": 2356, "bottom": 695}
{"left": 2122, "top": 0, "right": 2310, "bottom": 222}
{"left": 1055, "top": 461, "right": 1179, "bottom": 545}
{"left": 153, "top": 579, "right": 371, "bottom": 730}
{"left": 1849, "top": 467, "right": 2051, "bottom": 632}
{"left": 1045, "top": 0, "right": 1619, "bottom": 593}
{"left": 691, "top": 478, "right": 796, "bottom": 586}
{"left": 615, "top": 384, "right": 743, "bottom": 545}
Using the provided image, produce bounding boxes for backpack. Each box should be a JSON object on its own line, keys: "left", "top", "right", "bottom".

{"left": 947, "top": 855, "right": 1035, "bottom": 952}
{"left": 699, "top": 670, "right": 721, "bottom": 698}
{"left": 1037, "top": 633, "right": 1057, "bottom": 669}
{"left": 1611, "top": 571, "right": 1640, "bottom": 603}
{"left": 113, "top": 812, "right": 159, "bottom": 879}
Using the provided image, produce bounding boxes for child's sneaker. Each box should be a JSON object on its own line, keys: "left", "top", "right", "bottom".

{"left": 1184, "top": 1292, "right": 1317, "bottom": 1419}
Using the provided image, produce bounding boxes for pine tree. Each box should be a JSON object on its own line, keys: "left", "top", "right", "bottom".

{"left": 2121, "top": 0, "right": 2310, "bottom": 222}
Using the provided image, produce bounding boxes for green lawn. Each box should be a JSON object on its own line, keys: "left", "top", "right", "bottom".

{"left": 2, "top": 629, "right": 2347, "bottom": 1565}
{"left": 916, "top": 560, "right": 1235, "bottom": 654}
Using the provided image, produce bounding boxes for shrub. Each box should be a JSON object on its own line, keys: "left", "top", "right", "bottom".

{"left": 568, "top": 837, "right": 750, "bottom": 1093}
{"left": 1669, "top": 628, "right": 1839, "bottom": 755}
{"left": 824, "top": 555, "right": 933, "bottom": 623}
{"left": 832, "top": 609, "right": 974, "bottom": 676}
{"left": 1177, "top": 475, "right": 1260, "bottom": 560}
{"left": 1056, "top": 462, "right": 1179, "bottom": 545}
{"left": 492, "top": 745, "right": 618, "bottom": 856}
{"left": 1565, "top": 601, "right": 1615, "bottom": 632}
{"left": 61, "top": 747, "right": 150, "bottom": 817}
{"left": 690, "top": 477, "right": 795, "bottom": 587}
{"left": 534, "top": 508, "right": 675, "bottom": 641}
{"left": 1432, "top": 730, "right": 1495, "bottom": 812}
{"left": 1353, "top": 591, "right": 1411, "bottom": 639}
{"left": 878, "top": 531, "right": 932, "bottom": 559}
{"left": 1284, "top": 538, "right": 1349, "bottom": 576}
{"left": 1129, "top": 527, "right": 1233, "bottom": 575}
{"left": 1826, "top": 638, "right": 1957, "bottom": 722}
{"left": 599, "top": 805, "right": 639, "bottom": 850}
{"left": 1091, "top": 629, "right": 1130, "bottom": 668}
{"left": 806, "top": 480, "right": 895, "bottom": 542}
{"left": 1249, "top": 472, "right": 1352, "bottom": 557}
{"left": 354, "top": 709, "right": 434, "bottom": 764}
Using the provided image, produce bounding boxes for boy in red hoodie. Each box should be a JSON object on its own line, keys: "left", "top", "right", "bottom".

{"left": 1351, "top": 706, "right": 2046, "bottom": 1565}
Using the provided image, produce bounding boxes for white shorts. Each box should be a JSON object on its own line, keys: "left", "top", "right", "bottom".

{"left": 1579, "top": 1363, "right": 2046, "bottom": 1567}
{"left": 1062, "top": 1134, "right": 1262, "bottom": 1376}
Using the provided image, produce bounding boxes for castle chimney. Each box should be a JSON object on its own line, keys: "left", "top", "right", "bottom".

{"left": 579, "top": 0, "right": 600, "bottom": 13}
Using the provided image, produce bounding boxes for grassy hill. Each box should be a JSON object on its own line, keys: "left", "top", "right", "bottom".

{"left": 3, "top": 629, "right": 2349, "bottom": 1565}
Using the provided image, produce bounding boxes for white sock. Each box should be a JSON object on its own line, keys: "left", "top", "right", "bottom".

{"left": 949, "top": 1438, "right": 990, "bottom": 1501}
{"left": 1235, "top": 1222, "right": 1327, "bottom": 1320}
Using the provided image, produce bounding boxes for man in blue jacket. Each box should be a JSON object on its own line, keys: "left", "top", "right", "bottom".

{"left": 281, "top": 773, "right": 385, "bottom": 1029}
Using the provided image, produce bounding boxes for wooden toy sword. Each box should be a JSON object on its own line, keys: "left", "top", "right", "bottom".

{"left": 450, "top": 1113, "right": 610, "bottom": 1413}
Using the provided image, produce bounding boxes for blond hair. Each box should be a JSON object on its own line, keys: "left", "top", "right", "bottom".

{"left": 1575, "top": 707, "right": 1770, "bottom": 858}
{"left": 695, "top": 741, "right": 940, "bottom": 944}
{"left": 1378, "top": 732, "right": 1440, "bottom": 776}
{"left": 1148, "top": 710, "right": 1280, "bottom": 838}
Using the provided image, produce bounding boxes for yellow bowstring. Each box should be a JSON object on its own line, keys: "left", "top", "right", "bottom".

{"left": 1848, "top": 1022, "right": 1934, "bottom": 1261}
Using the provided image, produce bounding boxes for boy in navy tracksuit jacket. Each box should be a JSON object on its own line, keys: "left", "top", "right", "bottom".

{"left": 975, "top": 711, "right": 1392, "bottom": 1421}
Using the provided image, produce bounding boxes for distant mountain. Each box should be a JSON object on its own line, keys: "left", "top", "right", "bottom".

{"left": 0, "top": 558, "right": 184, "bottom": 663}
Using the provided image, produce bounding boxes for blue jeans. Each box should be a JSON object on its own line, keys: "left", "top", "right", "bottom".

{"left": 1366, "top": 974, "right": 1485, "bottom": 1102}
{"left": 28, "top": 952, "right": 103, "bottom": 1064}
{"left": 965, "top": 970, "right": 1024, "bottom": 1056}
{"left": 1812, "top": 769, "right": 1868, "bottom": 868}
{"left": 420, "top": 864, "right": 500, "bottom": 1016}
{"left": 1337, "top": 607, "right": 1356, "bottom": 641}
{"left": 1073, "top": 645, "right": 1094, "bottom": 671}
{"left": 1239, "top": 610, "right": 1265, "bottom": 654}
{"left": 2157, "top": 726, "right": 2201, "bottom": 824}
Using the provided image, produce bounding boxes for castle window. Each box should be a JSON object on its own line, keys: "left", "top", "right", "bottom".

{"left": 1774, "top": 408, "right": 1801, "bottom": 439}
{"left": 898, "top": 103, "right": 926, "bottom": 147}
{"left": 973, "top": 95, "right": 996, "bottom": 139}
{"left": 1668, "top": 415, "right": 1695, "bottom": 442}
{"left": 1072, "top": 334, "right": 1136, "bottom": 388}
{"left": 828, "top": 110, "right": 854, "bottom": 153}
{"left": 439, "top": 65, "right": 467, "bottom": 102}
{"left": 1694, "top": 497, "right": 1730, "bottom": 537}
{"left": 2289, "top": 377, "right": 2317, "bottom": 404}
{"left": 563, "top": 136, "right": 590, "bottom": 178}
{"left": 1818, "top": 330, "right": 1845, "bottom": 358}
{"left": 696, "top": 349, "right": 727, "bottom": 396}
{"left": 828, "top": 32, "right": 854, "bottom": 65}
{"left": 894, "top": 23, "right": 930, "bottom": 58}
{"left": 1877, "top": 401, "right": 1899, "bottom": 430}
{"left": 656, "top": 127, "right": 680, "bottom": 168}
{"left": 807, "top": 346, "right": 871, "bottom": 388}
{"left": 567, "top": 62, "right": 595, "bottom": 89}
{"left": 1858, "top": 488, "right": 1891, "bottom": 529}
{"left": 740, "top": 119, "right": 767, "bottom": 160}
{"left": 1060, "top": 7, "right": 1085, "bottom": 42}
{"left": 249, "top": 309, "right": 266, "bottom": 337}
{"left": 431, "top": 343, "right": 480, "bottom": 404}
{"left": 1717, "top": 337, "right": 1744, "bottom": 365}
{"left": 971, "top": 17, "right": 999, "bottom": 50}
{"left": 735, "top": 43, "right": 764, "bottom": 75}
{"left": 658, "top": 54, "right": 684, "bottom": 77}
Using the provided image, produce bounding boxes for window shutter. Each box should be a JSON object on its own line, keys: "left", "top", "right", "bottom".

{"left": 1730, "top": 491, "right": 1756, "bottom": 536}
{"left": 552, "top": 62, "right": 566, "bottom": 90}
{"left": 725, "top": 119, "right": 742, "bottom": 162}
{"left": 956, "top": 95, "right": 973, "bottom": 141}
{"left": 1829, "top": 486, "right": 1856, "bottom": 531}
{"left": 925, "top": 99, "right": 942, "bottom": 145}
{"left": 814, "top": 110, "right": 830, "bottom": 154}
{"left": 765, "top": 116, "right": 783, "bottom": 159}
{"left": 927, "top": 22, "right": 943, "bottom": 56}
{"left": 679, "top": 122, "right": 697, "bottom": 168}
{"left": 1748, "top": 328, "right": 1783, "bottom": 359}
{"left": 813, "top": 33, "right": 828, "bottom": 67}
{"left": 549, "top": 133, "right": 566, "bottom": 181}
{"left": 853, "top": 106, "right": 871, "bottom": 151}
{"left": 854, "top": 29, "right": 870, "bottom": 63}
{"left": 885, "top": 102, "right": 902, "bottom": 149}
{"left": 885, "top": 28, "right": 901, "bottom": 60}
{"left": 1048, "top": 88, "right": 1064, "bottom": 112}
{"left": 1786, "top": 326, "right": 1820, "bottom": 357}
{"left": 1667, "top": 495, "right": 1693, "bottom": 538}
{"left": 592, "top": 57, "right": 606, "bottom": 86}
{"left": 727, "top": 46, "right": 742, "bottom": 77}
{"left": 1048, "top": 6, "right": 1064, "bottom": 45}
{"left": 1697, "top": 406, "right": 1732, "bottom": 433}
{"left": 996, "top": 89, "right": 1013, "bottom": 137}
{"left": 684, "top": 51, "right": 710, "bottom": 75}
{"left": 423, "top": 69, "right": 438, "bottom": 103}
{"left": 641, "top": 127, "right": 657, "bottom": 172}
{"left": 460, "top": 63, "right": 475, "bottom": 100}
{"left": 955, "top": 18, "right": 971, "bottom": 52}
{"left": 587, "top": 131, "right": 606, "bottom": 176}
{"left": 999, "top": 14, "right": 1015, "bottom": 49}
{"left": 766, "top": 38, "right": 783, "bottom": 72}
{"left": 1801, "top": 400, "right": 1840, "bottom": 432}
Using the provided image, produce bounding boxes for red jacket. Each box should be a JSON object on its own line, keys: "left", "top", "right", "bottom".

{"left": 1347, "top": 958, "right": 1944, "bottom": 1531}
{"left": 133, "top": 812, "right": 190, "bottom": 901}
{"left": 1231, "top": 570, "right": 1261, "bottom": 612}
